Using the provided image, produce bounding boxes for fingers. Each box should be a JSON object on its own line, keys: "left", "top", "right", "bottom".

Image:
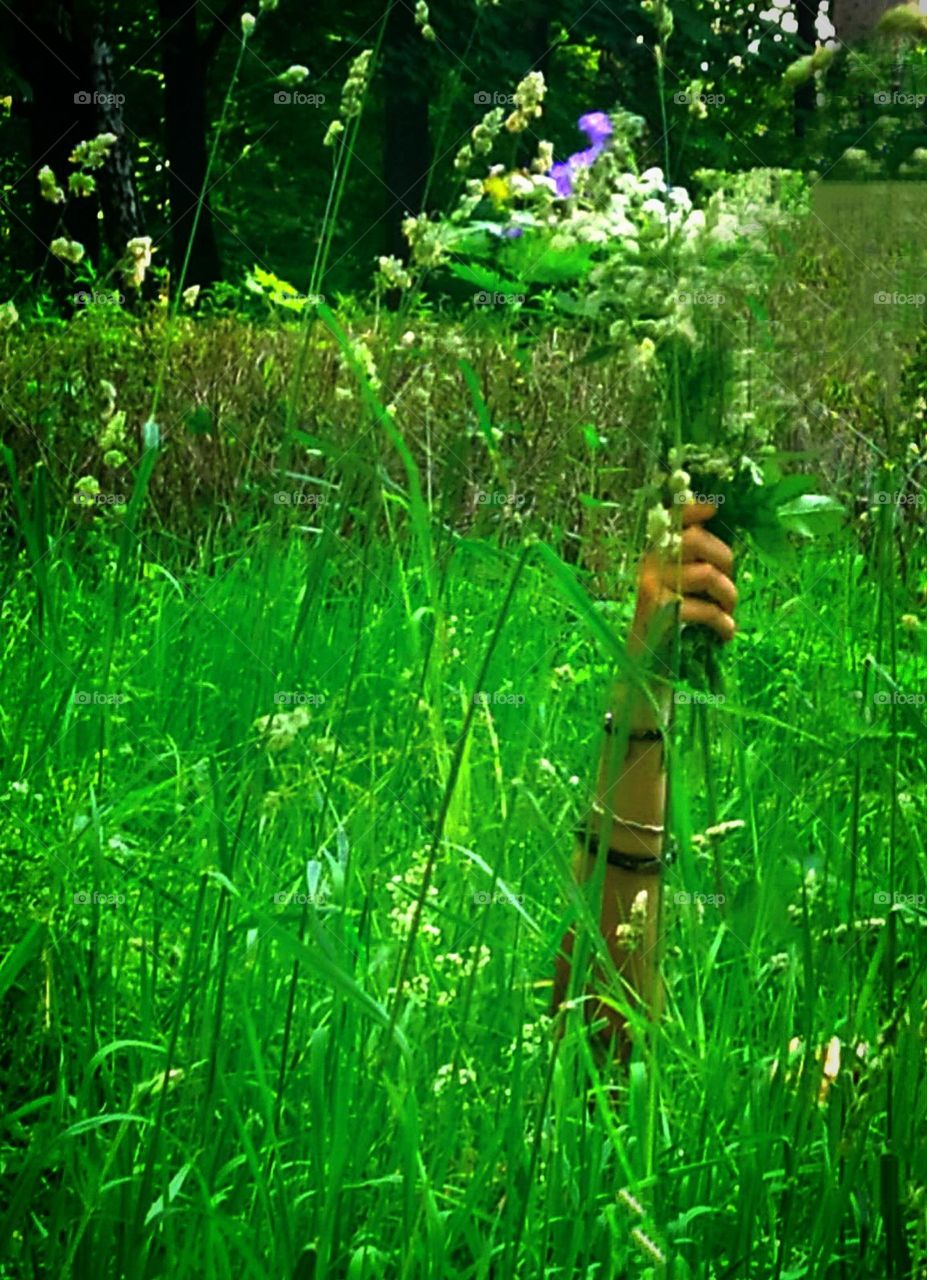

{"left": 681, "top": 500, "right": 720, "bottom": 527}
{"left": 669, "top": 561, "right": 738, "bottom": 615}
{"left": 680, "top": 596, "right": 736, "bottom": 643}
{"left": 680, "top": 524, "right": 734, "bottom": 577}
{"left": 634, "top": 502, "right": 738, "bottom": 649}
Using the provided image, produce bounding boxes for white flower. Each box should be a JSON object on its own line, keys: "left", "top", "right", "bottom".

{"left": 377, "top": 254, "right": 412, "bottom": 290}
{"left": 279, "top": 64, "right": 309, "bottom": 88}
{"left": 241, "top": 12, "right": 257, "bottom": 36}
{"left": 340, "top": 49, "right": 372, "bottom": 119}
{"left": 50, "top": 237, "right": 85, "bottom": 265}
{"left": 123, "top": 236, "right": 154, "bottom": 288}
{"left": 0, "top": 301, "right": 18, "bottom": 330}
{"left": 69, "top": 134, "right": 118, "bottom": 170}
{"left": 646, "top": 503, "right": 671, "bottom": 547}
{"left": 505, "top": 70, "right": 545, "bottom": 132}
{"left": 38, "top": 165, "right": 65, "bottom": 204}
{"left": 508, "top": 172, "right": 534, "bottom": 198}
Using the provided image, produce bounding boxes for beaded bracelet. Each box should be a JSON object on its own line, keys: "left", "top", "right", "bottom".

{"left": 603, "top": 712, "right": 664, "bottom": 741}
{"left": 575, "top": 827, "right": 666, "bottom": 875}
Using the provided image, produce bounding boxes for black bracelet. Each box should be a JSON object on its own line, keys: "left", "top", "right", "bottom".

{"left": 575, "top": 827, "right": 667, "bottom": 875}
{"left": 603, "top": 712, "right": 664, "bottom": 741}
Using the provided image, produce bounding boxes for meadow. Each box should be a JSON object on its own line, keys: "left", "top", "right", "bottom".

{"left": 2, "top": 320, "right": 926, "bottom": 1276}
{"left": 3, "top": 1, "right": 927, "bottom": 1275}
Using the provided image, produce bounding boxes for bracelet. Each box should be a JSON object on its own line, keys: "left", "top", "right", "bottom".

{"left": 603, "top": 712, "right": 664, "bottom": 741}
{"left": 575, "top": 827, "right": 666, "bottom": 875}
{"left": 590, "top": 803, "right": 665, "bottom": 836}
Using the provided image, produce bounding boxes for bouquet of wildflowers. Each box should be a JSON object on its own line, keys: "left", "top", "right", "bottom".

{"left": 389, "top": 73, "right": 806, "bottom": 355}
{"left": 386, "top": 76, "right": 842, "bottom": 689}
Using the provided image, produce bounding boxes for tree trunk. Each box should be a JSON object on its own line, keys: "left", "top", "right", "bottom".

{"left": 794, "top": 0, "right": 819, "bottom": 137}
{"left": 90, "top": 24, "right": 146, "bottom": 258}
{"left": 382, "top": 1, "right": 433, "bottom": 264}
{"left": 158, "top": 0, "right": 223, "bottom": 286}
{"left": 5, "top": 0, "right": 100, "bottom": 278}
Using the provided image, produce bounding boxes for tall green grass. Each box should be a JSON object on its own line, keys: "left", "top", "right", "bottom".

{"left": 1, "top": 422, "right": 925, "bottom": 1277}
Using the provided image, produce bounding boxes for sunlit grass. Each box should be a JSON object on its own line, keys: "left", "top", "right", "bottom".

{"left": 1, "top": 445, "right": 924, "bottom": 1277}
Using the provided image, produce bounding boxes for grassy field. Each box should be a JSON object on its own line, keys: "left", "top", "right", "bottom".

{"left": 1, "top": 430, "right": 925, "bottom": 1278}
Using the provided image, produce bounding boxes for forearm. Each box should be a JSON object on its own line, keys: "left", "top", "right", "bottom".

{"left": 550, "top": 499, "right": 736, "bottom": 1060}
{"left": 552, "top": 674, "right": 672, "bottom": 1052}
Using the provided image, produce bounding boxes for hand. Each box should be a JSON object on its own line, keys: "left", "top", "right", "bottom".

{"left": 629, "top": 500, "right": 737, "bottom": 658}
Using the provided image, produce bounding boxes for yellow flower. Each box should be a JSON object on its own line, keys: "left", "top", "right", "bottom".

{"left": 482, "top": 174, "right": 511, "bottom": 208}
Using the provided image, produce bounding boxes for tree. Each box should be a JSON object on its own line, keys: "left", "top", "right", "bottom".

{"left": 794, "top": 0, "right": 820, "bottom": 135}
{"left": 2, "top": 0, "right": 100, "bottom": 274}
{"left": 90, "top": 18, "right": 146, "bottom": 254}
{"left": 381, "top": 0, "right": 433, "bottom": 263}
{"left": 157, "top": 0, "right": 231, "bottom": 286}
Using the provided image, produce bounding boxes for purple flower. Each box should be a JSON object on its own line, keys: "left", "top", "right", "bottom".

{"left": 501, "top": 225, "right": 524, "bottom": 238}
{"left": 578, "top": 111, "right": 613, "bottom": 152}
{"left": 548, "top": 111, "right": 612, "bottom": 197}
{"left": 550, "top": 161, "right": 575, "bottom": 197}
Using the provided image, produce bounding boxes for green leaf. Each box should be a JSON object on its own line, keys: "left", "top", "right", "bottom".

{"left": 776, "top": 494, "right": 846, "bottom": 537}
{"left": 445, "top": 262, "right": 522, "bottom": 295}
{"left": 503, "top": 236, "right": 597, "bottom": 284}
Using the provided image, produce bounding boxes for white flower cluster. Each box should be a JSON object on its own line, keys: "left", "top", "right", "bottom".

{"left": 253, "top": 704, "right": 313, "bottom": 753}
{"left": 51, "top": 237, "right": 85, "bottom": 265}
{"left": 413, "top": 0, "right": 435, "bottom": 41}
{"left": 340, "top": 49, "right": 372, "bottom": 120}
{"left": 39, "top": 166, "right": 65, "bottom": 204}
{"left": 70, "top": 134, "right": 118, "bottom": 170}
{"left": 386, "top": 865, "right": 441, "bottom": 940}
{"left": 454, "top": 106, "right": 505, "bottom": 174}
{"left": 123, "top": 236, "right": 154, "bottom": 289}
{"left": 377, "top": 254, "right": 413, "bottom": 290}
{"left": 401, "top": 213, "right": 447, "bottom": 270}
{"left": 505, "top": 71, "right": 546, "bottom": 132}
